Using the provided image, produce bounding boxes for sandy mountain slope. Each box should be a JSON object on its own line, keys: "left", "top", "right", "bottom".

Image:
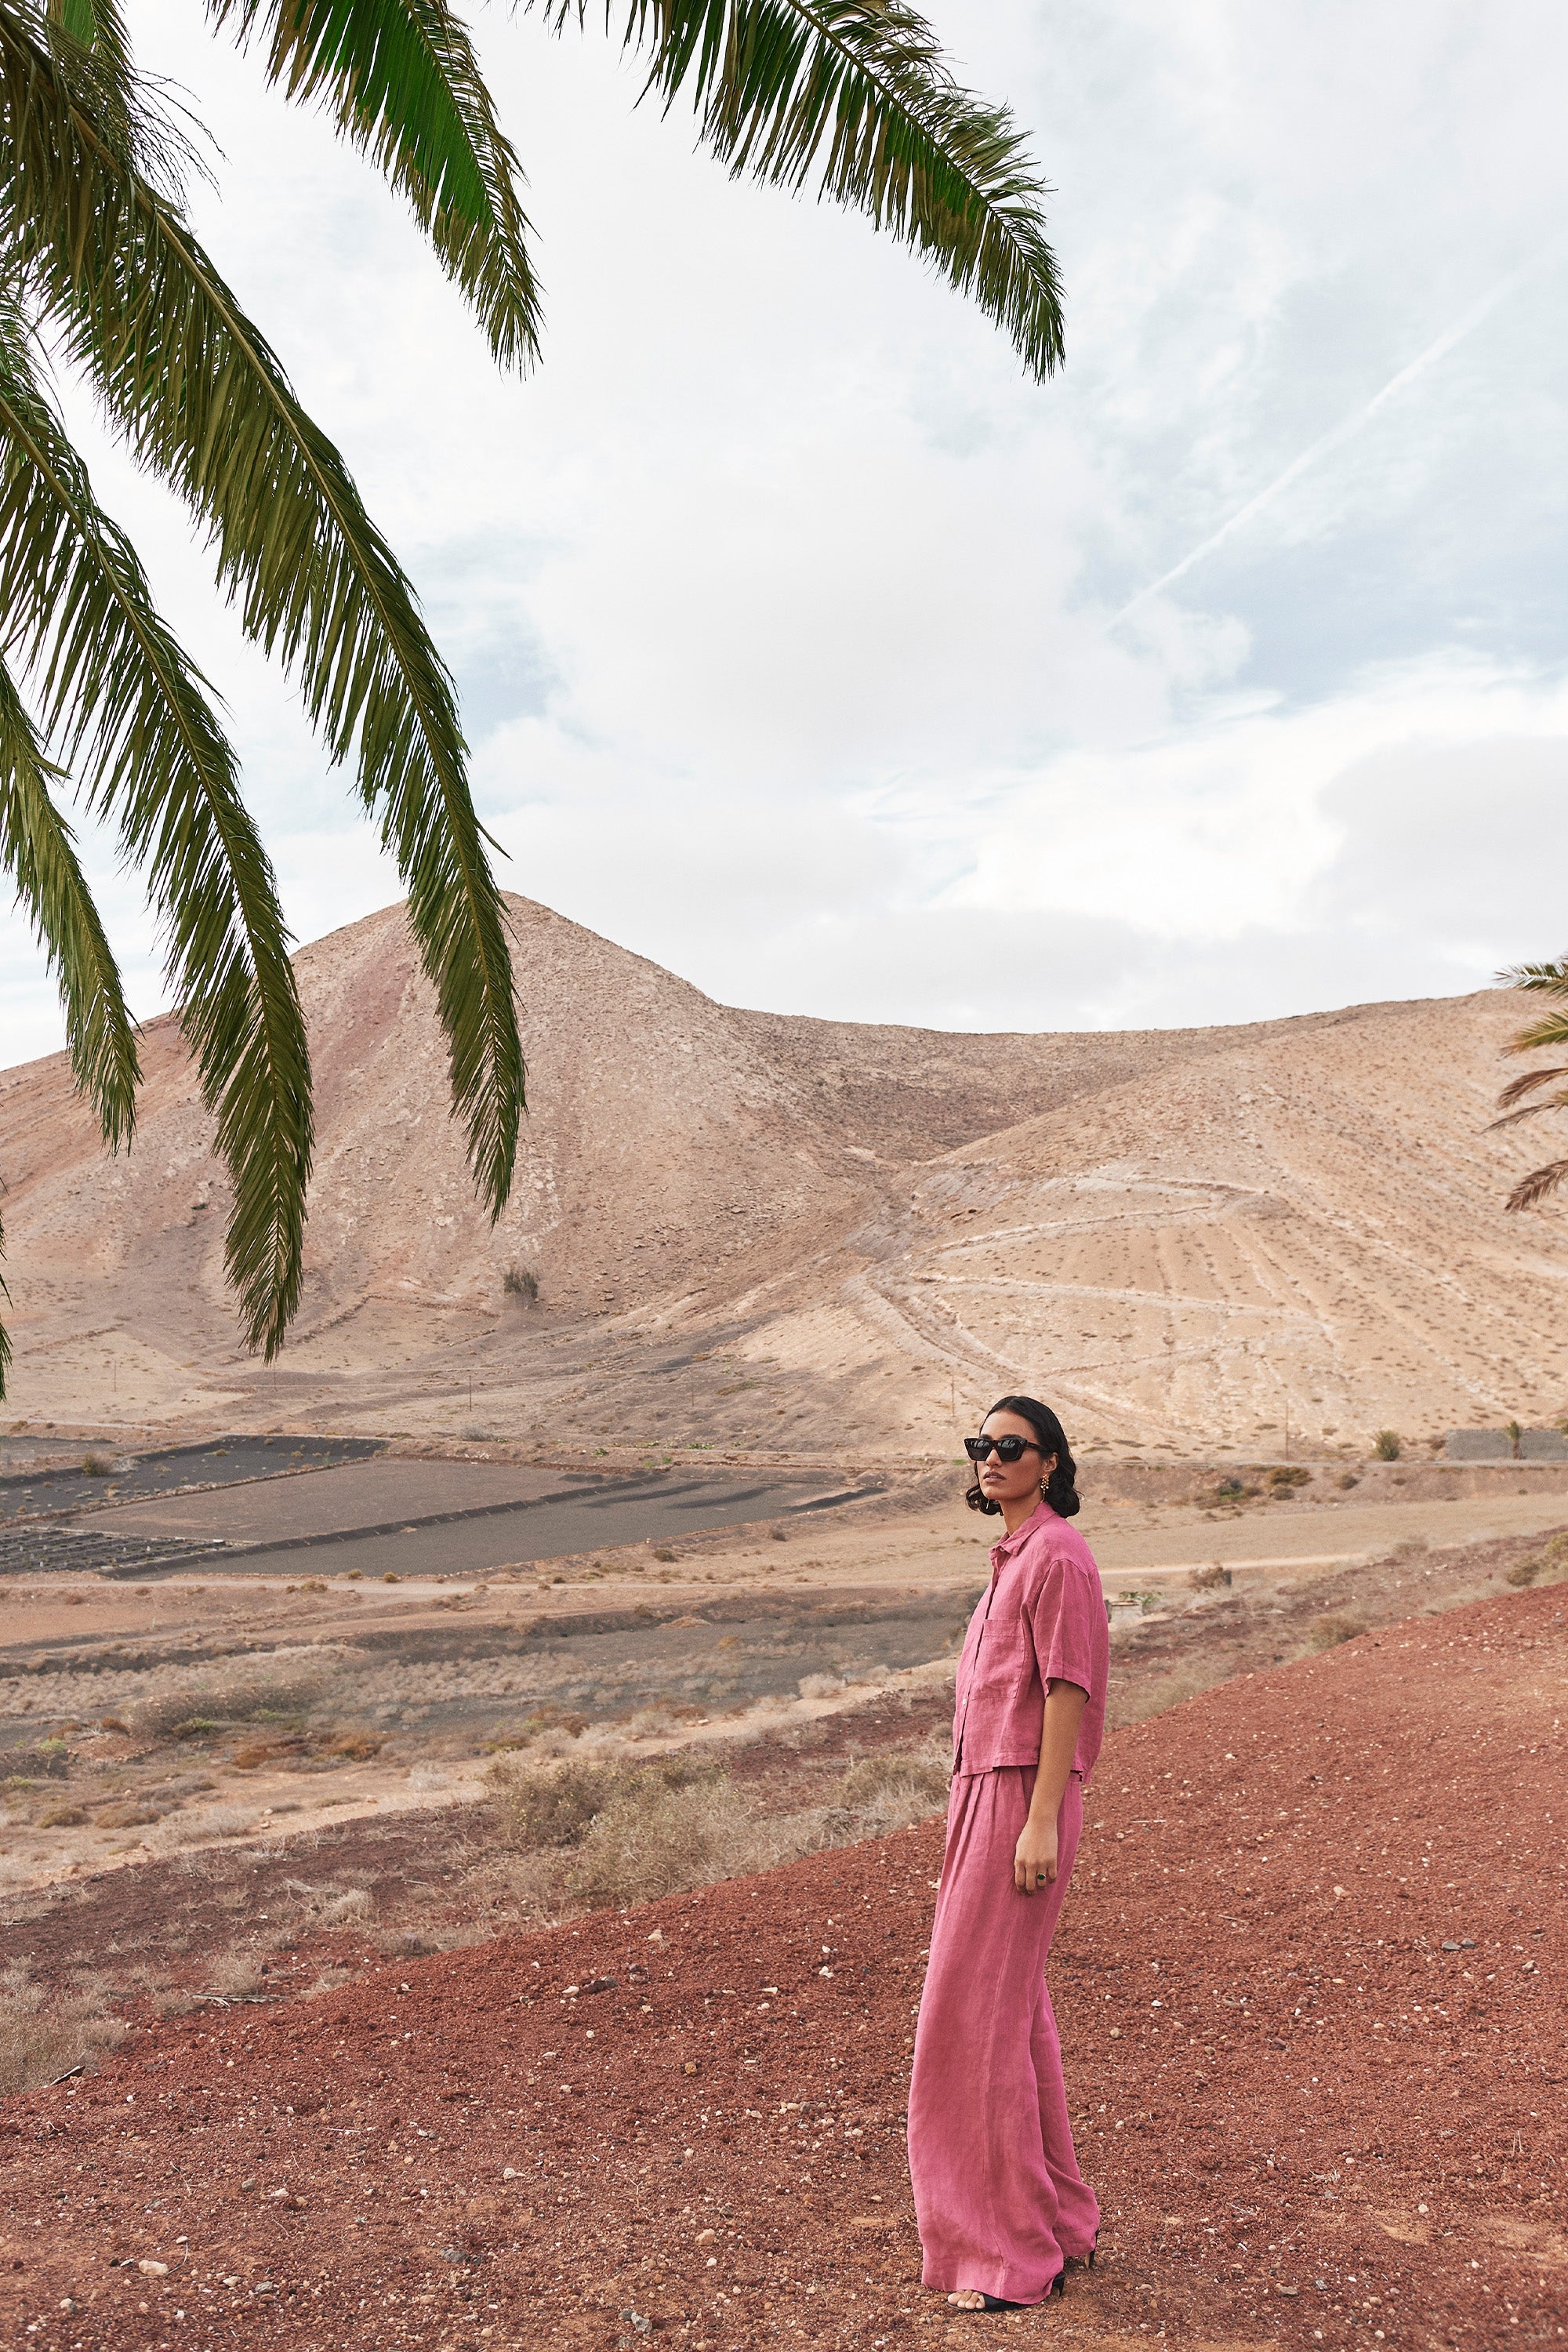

{"left": 1, "top": 895, "right": 1563, "bottom": 1455}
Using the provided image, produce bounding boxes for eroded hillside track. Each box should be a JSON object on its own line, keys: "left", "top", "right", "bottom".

{"left": 2, "top": 1584, "right": 1563, "bottom": 2349}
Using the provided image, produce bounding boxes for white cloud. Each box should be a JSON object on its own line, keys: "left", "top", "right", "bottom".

{"left": 4, "top": 0, "right": 1567, "bottom": 1069}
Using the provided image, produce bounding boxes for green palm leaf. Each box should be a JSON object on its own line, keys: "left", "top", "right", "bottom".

{"left": 0, "top": 291, "right": 312, "bottom": 1358}
{"left": 2, "top": 2, "right": 525, "bottom": 1222}
{"left": 0, "top": 645, "right": 139, "bottom": 1403}
{"left": 546, "top": 0, "right": 1064, "bottom": 379}
{"left": 205, "top": 0, "right": 542, "bottom": 367}
{"left": 0, "top": 643, "right": 139, "bottom": 1147}
{"left": 1495, "top": 957, "right": 1568, "bottom": 1211}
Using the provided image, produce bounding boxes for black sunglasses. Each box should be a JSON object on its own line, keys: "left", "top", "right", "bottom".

{"left": 964, "top": 1433, "right": 1044, "bottom": 1463}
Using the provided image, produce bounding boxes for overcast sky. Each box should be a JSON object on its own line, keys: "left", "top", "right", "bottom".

{"left": 5, "top": 0, "right": 1567, "bottom": 1060}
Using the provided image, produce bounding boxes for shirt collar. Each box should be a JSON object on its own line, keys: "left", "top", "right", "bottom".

{"left": 990, "top": 1495, "right": 1057, "bottom": 1566}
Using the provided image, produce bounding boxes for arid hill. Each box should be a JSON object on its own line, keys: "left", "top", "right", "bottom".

{"left": 2, "top": 895, "right": 1563, "bottom": 1455}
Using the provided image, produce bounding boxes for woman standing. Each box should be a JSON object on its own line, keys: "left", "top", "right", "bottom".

{"left": 907, "top": 1394, "right": 1109, "bottom": 2312}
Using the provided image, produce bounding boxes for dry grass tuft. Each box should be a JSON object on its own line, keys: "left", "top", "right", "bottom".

{"left": 304, "top": 1968, "right": 352, "bottom": 1998}
{"left": 1186, "top": 1563, "right": 1232, "bottom": 1592}
{"left": 1308, "top": 1613, "right": 1368, "bottom": 1651}
{"left": 323, "top": 1888, "right": 375, "bottom": 1927}
{"left": 153, "top": 1804, "right": 256, "bottom": 1849}
{"left": 833, "top": 1749, "right": 950, "bottom": 1830}
{"left": 568, "top": 1773, "right": 783, "bottom": 1909}
{"left": 485, "top": 1756, "right": 631, "bottom": 1851}
{"left": 202, "top": 1948, "right": 267, "bottom": 1998}
{"left": 0, "top": 1965, "right": 126, "bottom": 2093}
{"left": 1506, "top": 1531, "right": 1568, "bottom": 1588}
{"left": 131, "top": 1658, "right": 333, "bottom": 1741}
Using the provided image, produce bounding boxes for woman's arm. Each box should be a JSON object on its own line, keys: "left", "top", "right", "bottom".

{"left": 1014, "top": 1678, "right": 1089, "bottom": 1893}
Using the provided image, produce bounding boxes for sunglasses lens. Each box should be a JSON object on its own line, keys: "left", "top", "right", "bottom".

{"left": 964, "top": 1436, "right": 990, "bottom": 1461}
{"left": 996, "top": 1436, "right": 1024, "bottom": 1461}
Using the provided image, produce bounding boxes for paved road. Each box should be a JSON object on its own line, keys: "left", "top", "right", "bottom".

{"left": 0, "top": 1434, "right": 383, "bottom": 1523}
{"left": 11, "top": 1454, "right": 881, "bottom": 1579}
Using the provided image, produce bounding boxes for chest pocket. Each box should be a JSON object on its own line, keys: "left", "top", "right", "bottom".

{"left": 973, "top": 1617, "right": 1035, "bottom": 1693}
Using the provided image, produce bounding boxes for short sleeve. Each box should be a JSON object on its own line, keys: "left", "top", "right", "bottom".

{"left": 1024, "top": 1553, "right": 1101, "bottom": 1700}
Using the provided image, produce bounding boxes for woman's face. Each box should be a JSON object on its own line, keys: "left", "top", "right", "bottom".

{"left": 975, "top": 1408, "right": 1057, "bottom": 1512}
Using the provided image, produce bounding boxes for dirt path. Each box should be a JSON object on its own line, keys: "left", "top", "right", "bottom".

{"left": 2, "top": 1581, "right": 1563, "bottom": 2347}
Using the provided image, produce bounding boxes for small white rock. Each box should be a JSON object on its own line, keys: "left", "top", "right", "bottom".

{"left": 137, "top": 2260, "right": 168, "bottom": 2278}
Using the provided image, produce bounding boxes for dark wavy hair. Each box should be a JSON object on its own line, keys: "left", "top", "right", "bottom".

{"left": 964, "top": 1394, "right": 1080, "bottom": 1518}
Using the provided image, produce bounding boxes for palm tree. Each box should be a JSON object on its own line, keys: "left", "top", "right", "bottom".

{"left": 0, "top": 0, "right": 1065, "bottom": 1396}
{"left": 1494, "top": 956, "right": 1568, "bottom": 1209}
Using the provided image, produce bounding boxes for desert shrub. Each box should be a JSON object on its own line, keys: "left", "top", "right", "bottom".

{"left": 1186, "top": 1563, "right": 1232, "bottom": 1592}
{"left": 1267, "top": 1465, "right": 1311, "bottom": 1489}
{"left": 94, "top": 1802, "right": 163, "bottom": 1830}
{"left": 0, "top": 1741, "right": 68, "bottom": 1780}
{"left": 80, "top": 1453, "right": 114, "bottom": 1476}
{"left": 798, "top": 1672, "right": 844, "bottom": 1700}
{"left": 1193, "top": 1478, "right": 1256, "bottom": 1508}
{"left": 37, "top": 1805, "right": 88, "bottom": 1829}
{"left": 324, "top": 1888, "right": 374, "bottom": 1926}
{"left": 152, "top": 1804, "right": 256, "bottom": 1848}
{"left": 203, "top": 1948, "right": 267, "bottom": 1998}
{"left": 304, "top": 1969, "right": 352, "bottom": 1998}
{"left": 503, "top": 1264, "right": 539, "bottom": 1303}
{"left": 1506, "top": 1532, "right": 1568, "bottom": 1588}
{"left": 132, "top": 1660, "right": 330, "bottom": 1740}
{"left": 1308, "top": 1613, "right": 1367, "bottom": 1651}
{"left": 321, "top": 1730, "right": 383, "bottom": 1760}
{"left": 567, "top": 1772, "right": 775, "bottom": 1909}
{"left": 486, "top": 1756, "right": 630, "bottom": 1850}
{"left": 833, "top": 1751, "right": 950, "bottom": 1833}
{"left": 626, "top": 1704, "right": 679, "bottom": 1739}
{"left": 0, "top": 1965, "right": 125, "bottom": 2093}
{"left": 229, "top": 1737, "right": 306, "bottom": 1771}
{"left": 1373, "top": 1430, "right": 1401, "bottom": 1461}
{"left": 651, "top": 1547, "right": 678, "bottom": 1563}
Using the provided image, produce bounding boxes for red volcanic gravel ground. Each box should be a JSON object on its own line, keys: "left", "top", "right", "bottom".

{"left": 2, "top": 1582, "right": 1564, "bottom": 2351}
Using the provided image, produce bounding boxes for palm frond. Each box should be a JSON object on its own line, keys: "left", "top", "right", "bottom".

{"left": 0, "top": 290, "right": 312, "bottom": 1356}
{"left": 1506, "top": 1158, "right": 1568, "bottom": 1214}
{"left": 205, "top": 0, "right": 541, "bottom": 366}
{"left": 543, "top": 0, "right": 1063, "bottom": 379}
{"left": 1497, "top": 956, "right": 1568, "bottom": 1049}
{"left": 1494, "top": 1065, "right": 1568, "bottom": 1117}
{"left": 0, "top": 642, "right": 139, "bottom": 1145}
{"left": 0, "top": 1203, "right": 10, "bottom": 1400}
{"left": 42, "top": 0, "right": 201, "bottom": 196}
{"left": 2, "top": 5, "right": 525, "bottom": 1221}
{"left": 1490, "top": 1096, "right": 1568, "bottom": 1134}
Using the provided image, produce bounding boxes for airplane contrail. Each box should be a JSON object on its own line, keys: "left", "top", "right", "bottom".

{"left": 1112, "top": 244, "right": 1563, "bottom": 626}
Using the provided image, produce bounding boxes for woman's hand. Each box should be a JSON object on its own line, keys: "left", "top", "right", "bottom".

{"left": 1014, "top": 1809, "right": 1059, "bottom": 1894}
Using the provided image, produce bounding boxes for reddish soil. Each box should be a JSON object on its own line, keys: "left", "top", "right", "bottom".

{"left": 2, "top": 1584, "right": 1563, "bottom": 2350}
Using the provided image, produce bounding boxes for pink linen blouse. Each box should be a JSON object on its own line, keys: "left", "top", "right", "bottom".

{"left": 951, "top": 1497, "right": 1109, "bottom": 1786}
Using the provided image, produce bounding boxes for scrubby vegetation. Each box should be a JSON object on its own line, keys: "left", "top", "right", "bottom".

{"left": 1506, "top": 1531, "right": 1568, "bottom": 1588}
{"left": 480, "top": 1737, "right": 953, "bottom": 1922}
{"left": 0, "top": 1964, "right": 125, "bottom": 2095}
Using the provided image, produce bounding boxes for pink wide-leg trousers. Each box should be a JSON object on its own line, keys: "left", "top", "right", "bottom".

{"left": 906, "top": 1766, "right": 1098, "bottom": 2303}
